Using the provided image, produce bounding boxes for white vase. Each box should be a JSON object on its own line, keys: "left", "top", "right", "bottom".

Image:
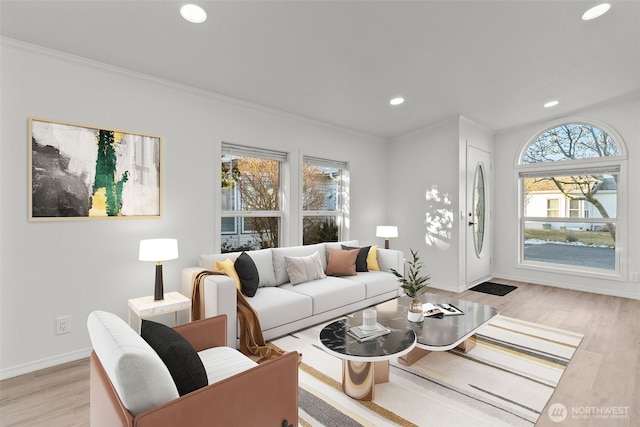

{"left": 407, "top": 298, "right": 424, "bottom": 322}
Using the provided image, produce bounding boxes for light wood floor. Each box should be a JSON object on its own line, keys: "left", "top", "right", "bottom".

{"left": 1, "top": 280, "right": 638, "bottom": 426}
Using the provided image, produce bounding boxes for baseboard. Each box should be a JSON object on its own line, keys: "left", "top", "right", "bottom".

{"left": 427, "top": 282, "right": 462, "bottom": 293}
{"left": 491, "top": 274, "right": 640, "bottom": 300}
{"left": 0, "top": 347, "right": 92, "bottom": 380}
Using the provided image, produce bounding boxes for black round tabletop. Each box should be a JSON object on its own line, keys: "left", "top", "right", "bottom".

{"left": 319, "top": 318, "right": 416, "bottom": 361}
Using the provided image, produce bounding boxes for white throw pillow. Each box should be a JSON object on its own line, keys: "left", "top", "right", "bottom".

{"left": 246, "top": 248, "right": 277, "bottom": 287}
{"left": 284, "top": 251, "right": 327, "bottom": 285}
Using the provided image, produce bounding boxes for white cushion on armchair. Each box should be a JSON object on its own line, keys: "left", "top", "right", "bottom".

{"left": 87, "top": 311, "right": 179, "bottom": 416}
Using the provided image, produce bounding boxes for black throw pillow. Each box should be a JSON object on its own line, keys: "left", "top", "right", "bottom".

{"left": 234, "top": 252, "right": 260, "bottom": 297}
{"left": 341, "top": 245, "right": 371, "bottom": 272}
{"left": 141, "top": 319, "right": 208, "bottom": 396}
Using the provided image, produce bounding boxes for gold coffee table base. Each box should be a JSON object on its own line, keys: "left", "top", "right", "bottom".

{"left": 342, "top": 360, "right": 389, "bottom": 401}
{"left": 397, "top": 335, "right": 477, "bottom": 366}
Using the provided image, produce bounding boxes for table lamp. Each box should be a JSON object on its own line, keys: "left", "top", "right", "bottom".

{"left": 139, "top": 238, "right": 179, "bottom": 300}
{"left": 376, "top": 226, "right": 398, "bottom": 249}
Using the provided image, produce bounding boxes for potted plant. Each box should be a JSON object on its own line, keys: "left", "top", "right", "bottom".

{"left": 391, "top": 248, "right": 430, "bottom": 322}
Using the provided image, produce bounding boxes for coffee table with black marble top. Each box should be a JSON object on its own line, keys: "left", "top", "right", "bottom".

{"left": 318, "top": 294, "right": 498, "bottom": 400}
{"left": 319, "top": 316, "right": 416, "bottom": 401}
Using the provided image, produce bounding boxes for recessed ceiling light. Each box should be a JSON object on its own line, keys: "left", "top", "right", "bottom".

{"left": 390, "top": 97, "right": 405, "bottom": 106}
{"left": 582, "top": 3, "right": 611, "bottom": 20}
{"left": 544, "top": 100, "right": 560, "bottom": 108}
{"left": 180, "top": 4, "right": 207, "bottom": 23}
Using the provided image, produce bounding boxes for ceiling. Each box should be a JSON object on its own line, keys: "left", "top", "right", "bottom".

{"left": 1, "top": 0, "right": 639, "bottom": 139}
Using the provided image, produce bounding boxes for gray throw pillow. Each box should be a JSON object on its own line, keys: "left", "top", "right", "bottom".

{"left": 284, "top": 251, "right": 327, "bottom": 285}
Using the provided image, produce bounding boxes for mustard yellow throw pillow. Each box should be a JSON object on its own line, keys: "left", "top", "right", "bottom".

{"left": 215, "top": 258, "right": 241, "bottom": 290}
{"left": 367, "top": 245, "right": 380, "bottom": 271}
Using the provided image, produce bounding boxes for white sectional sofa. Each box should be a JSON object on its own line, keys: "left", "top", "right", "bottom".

{"left": 181, "top": 241, "right": 404, "bottom": 344}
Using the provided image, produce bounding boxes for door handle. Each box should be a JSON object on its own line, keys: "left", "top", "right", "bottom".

{"left": 468, "top": 222, "right": 475, "bottom": 226}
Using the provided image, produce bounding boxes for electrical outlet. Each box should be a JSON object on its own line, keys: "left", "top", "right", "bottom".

{"left": 630, "top": 272, "right": 639, "bottom": 283}
{"left": 56, "top": 316, "right": 70, "bottom": 335}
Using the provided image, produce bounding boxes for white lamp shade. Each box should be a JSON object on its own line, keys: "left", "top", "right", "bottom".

{"left": 376, "top": 226, "right": 398, "bottom": 238}
{"left": 139, "top": 239, "right": 179, "bottom": 262}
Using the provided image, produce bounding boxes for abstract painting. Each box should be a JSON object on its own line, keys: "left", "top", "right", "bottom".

{"left": 29, "top": 118, "right": 161, "bottom": 220}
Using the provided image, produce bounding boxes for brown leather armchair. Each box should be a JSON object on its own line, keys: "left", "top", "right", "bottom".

{"left": 90, "top": 315, "right": 298, "bottom": 427}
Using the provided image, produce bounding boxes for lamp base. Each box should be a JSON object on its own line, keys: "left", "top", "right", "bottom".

{"left": 154, "top": 263, "right": 164, "bottom": 300}
{"left": 384, "top": 239, "right": 390, "bottom": 249}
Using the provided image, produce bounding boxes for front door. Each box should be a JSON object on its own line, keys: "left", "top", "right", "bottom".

{"left": 465, "top": 145, "right": 491, "bottom": 288}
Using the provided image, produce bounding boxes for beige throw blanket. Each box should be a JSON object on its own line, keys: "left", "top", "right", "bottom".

{"left": 191, "top": 270, "right": 287, "bottom": 363}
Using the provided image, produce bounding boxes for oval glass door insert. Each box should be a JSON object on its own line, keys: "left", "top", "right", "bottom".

{"left": 473, "top": 163, "right": 486, "bottom": 256}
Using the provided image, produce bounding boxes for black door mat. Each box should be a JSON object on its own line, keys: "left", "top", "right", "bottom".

{"left": 469, "top": 282, "right": 517, "bottom": 296}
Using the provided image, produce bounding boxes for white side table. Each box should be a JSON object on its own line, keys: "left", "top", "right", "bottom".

{"left": 128, "top": 291, "right": 192, "bottom": 333}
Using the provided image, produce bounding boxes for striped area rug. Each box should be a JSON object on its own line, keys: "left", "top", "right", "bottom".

{"left": 271, "top": 315, "right": 583, "bottom": 427}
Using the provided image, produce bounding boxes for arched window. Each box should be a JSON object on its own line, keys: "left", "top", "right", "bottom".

{"left": 516, "top": 121, "right": 626, "bottom": 276}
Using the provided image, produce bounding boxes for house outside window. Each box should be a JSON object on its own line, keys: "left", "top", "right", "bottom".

{"left": 221, "top": 143, "right": 286, "bottom": 252}
{"left": 302, "top": 156, "right": 348, "bottom": 245}
{"left": 517, "top": 122, "right": 625, "bottom": 274}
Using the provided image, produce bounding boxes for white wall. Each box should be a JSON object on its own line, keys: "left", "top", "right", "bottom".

{"left": 0, "top": 39, "right": 390, "bottom": 378}
{"left": 388, "top": 117, "right": 461, "bottom": 291}
{"left": 492, "top": 95, "right": 640, "bottom": 298}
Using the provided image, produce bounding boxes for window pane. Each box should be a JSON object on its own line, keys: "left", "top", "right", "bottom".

{"left": 569, "top": 199, "right": 580, "bottom": 217}
{"left": 523, "top": 221, "right": 615, "bottom": 270}
{"left": 221, "top": 217, "right": 236, "bottom": 234}
{"left": 523, "top": 175, "right": 617, "bottom": 219}
{"left": 522, "top": 124, "right": 620, "bottom": 164}
{"left": 546, "top": 199, "right": 559, "bottom": 217}
{"left": 303, "top": 164, "right": 341, "bottom": 211}
{"left": 221, "top": 155, "right": 280, "bottom": 211}
{"left": 221, "top": 216, "right": 279, "bottom": 252}
{"left": 303, "top": 216, "right": 339, "bottom": 245}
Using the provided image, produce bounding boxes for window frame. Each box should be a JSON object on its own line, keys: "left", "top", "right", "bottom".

{"left": 302, "top": 156, "right": 349, "bottom": 244}
{"left": 515, "top": 119, "right": 628, "bottom": 280}
{"left": 220, "top": 143, "right": 287, "bottom": 251}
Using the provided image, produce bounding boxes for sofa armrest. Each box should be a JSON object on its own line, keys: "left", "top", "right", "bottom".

{"left": 376, "top": 248, "right": 404, "bottom": 274}
{"left": 182, "top": 267, "right": 238, "bottom": 345}
{"left": 134, "top": 351, "right": 299, "bottom": 427}
{"left": 90, "top": 351, "right": 134, "bottom": 427}
{"left": 174, "top": 315, "right": 227, "bottom": 352}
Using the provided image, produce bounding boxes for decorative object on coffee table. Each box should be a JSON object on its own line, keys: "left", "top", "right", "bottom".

{"left": 391, "top": 248, "right": 430, "bottom": 322}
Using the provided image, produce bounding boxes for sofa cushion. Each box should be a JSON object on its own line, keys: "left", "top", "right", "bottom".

{"left": 246, "top": 287, "right": 313, "bottom": 331}
{"left": 215, "top": 258, "right": 241, "bottom": 290}
{"left": 341, "top": 245, "right": 371, "bottom": 272}
{"left": 326, "top": 247, "right": 358, "bottom": 276}
{"left": 344, "top": 271, "right": 399, "bottom": 298}
{"left": 246, "top": 249, "right": 277, "bottom": 287}
{"left": 272, "top": 243, "right": 326, "bottom": 285}
{"left": 198, "top": 346, "right": 257, "bottom": 384}
{"left": 141, "top": 319, "right": 208, "bottom": 396}
{"left": 282, "top": 276, "right": 366, "bottom": 315}
{"left": 87, "top": 311, "right": 179, "bottom": 416}
{"left": 367, "top": 245, "right": 380, "bottom": 271}
{"left": 284, "top": 251, "right": 326, "bottom": 285}
{"left": 235, "top": 252, "right": 259, "bottom": 297}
